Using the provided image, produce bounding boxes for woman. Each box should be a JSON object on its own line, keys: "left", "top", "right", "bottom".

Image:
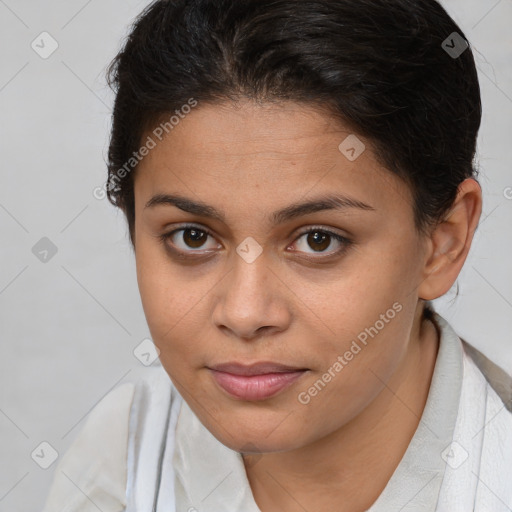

{"left": 43, "top": 0, "right": 512, "bottom": 510}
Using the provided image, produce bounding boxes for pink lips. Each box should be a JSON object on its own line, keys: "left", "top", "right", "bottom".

{"left": 208, "top": 362, "right": 308, "bottom": 401}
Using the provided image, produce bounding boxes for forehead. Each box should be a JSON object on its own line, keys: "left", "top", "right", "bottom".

{"left": 134, "top": 100, "right": 413, "bottom": 224}
{"left": 144, "top": 100, "right": 355, "bottom": 160}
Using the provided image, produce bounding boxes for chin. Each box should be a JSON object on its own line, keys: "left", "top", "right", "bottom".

{"left": 202, "top": 411, "right": 307, "bottom": 454}
{"left": 219, "top": 432, "right": 301, "bottom": 455}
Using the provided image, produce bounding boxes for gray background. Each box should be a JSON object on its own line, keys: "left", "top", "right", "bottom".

{"left": 0, "top": 0, "right": 511, "bottom": 510}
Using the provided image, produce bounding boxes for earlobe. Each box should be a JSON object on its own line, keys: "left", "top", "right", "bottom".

{"left": 418, "top": 178, "right": 482, "bottom": 301}
{"left": 420, "top": 233, "right": 466, "bottom": 300}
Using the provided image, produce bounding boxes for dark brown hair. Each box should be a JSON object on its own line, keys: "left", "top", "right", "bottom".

{"left": 105, "top": 0, "right": 481, "bottom": 248}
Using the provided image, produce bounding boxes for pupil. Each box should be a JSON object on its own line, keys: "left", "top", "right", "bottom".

{"left": 308, "top": 231, "right": 329, "bottom": 252}
{"left": 184, "top": 229, "right": 206, "bottom": 248}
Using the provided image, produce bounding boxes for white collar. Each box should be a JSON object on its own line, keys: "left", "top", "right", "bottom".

{"left": 125, "top": 313, "right": 512, "bottom": 511}
{"left": 172, "top": 313, "right": 463, "bottom": 511}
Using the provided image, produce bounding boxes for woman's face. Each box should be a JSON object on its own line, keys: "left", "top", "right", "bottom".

{"left": 133, "top": 100, "right": 430, "bottom": 453}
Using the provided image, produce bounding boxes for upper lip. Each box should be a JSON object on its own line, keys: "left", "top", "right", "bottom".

{"left": 208, "top": 361, "right": 307, "bottom": 376}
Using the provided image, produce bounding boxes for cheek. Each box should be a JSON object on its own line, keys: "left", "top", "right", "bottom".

{"left": 135, "top": 238, "right": 215, "bottom": 369}
{"left": 299, "top": 244, "right": 420, "bottom": 403}
{"left": 136, "top": 240, "right": 187, "bottom": 341}
{"left": 293, "top": 305, "right": 414, "bottom": 443}
{"left": 316, "top": 246, "right": 417, "bottom": 338}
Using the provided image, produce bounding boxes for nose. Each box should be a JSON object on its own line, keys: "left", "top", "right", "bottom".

{"left": 211, "top": 248, "right": 291, "bottom": 341}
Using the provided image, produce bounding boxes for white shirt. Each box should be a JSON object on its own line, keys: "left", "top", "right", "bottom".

{"left": 42, "top": 313, "right": 512, "bottom": 511}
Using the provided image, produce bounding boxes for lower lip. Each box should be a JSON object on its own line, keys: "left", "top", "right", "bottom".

{"left": 209, "top": 369, "right": 307, "bottom": 401}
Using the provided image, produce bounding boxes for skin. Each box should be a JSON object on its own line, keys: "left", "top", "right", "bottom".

{"left": 133, "top": 99, "right": 482, "bottom": 512}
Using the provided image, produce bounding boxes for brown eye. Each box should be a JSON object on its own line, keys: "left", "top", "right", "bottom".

{"left": 306, "top": 231, "right": 331, "bottom": 252}
{"left": 159, "top": 224, "right": 220, "bottom": 253}
{"left": 290, "top": 227, "right": 351, "bottom": 258}
{"left": 182, "top": 228, "right": 208, "bottom": 248}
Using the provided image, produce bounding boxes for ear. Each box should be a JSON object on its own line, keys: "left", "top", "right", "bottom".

{"left": 418, "top": 178, "right": 482, "bottom": 300}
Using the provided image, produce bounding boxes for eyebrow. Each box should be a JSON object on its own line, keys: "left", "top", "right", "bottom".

{"left": 144, "top": 193, "right": 375, "bottom": 225}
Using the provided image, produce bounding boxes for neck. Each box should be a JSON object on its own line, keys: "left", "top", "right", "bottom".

{"left": 243, "top": 309, "right": 440, "bottom": 512}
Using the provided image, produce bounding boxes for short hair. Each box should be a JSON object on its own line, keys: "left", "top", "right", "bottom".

{"left": 105, "top": 0, "right": 481, "bottom": 247}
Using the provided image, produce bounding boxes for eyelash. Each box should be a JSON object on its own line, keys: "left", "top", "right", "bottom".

{"left": 158, "top": 223, "right": 352, "bottom": 261}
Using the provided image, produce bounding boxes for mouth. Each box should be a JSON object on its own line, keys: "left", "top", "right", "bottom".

{"left": 207, "top": 361, "right": 309, "bottom": 401}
